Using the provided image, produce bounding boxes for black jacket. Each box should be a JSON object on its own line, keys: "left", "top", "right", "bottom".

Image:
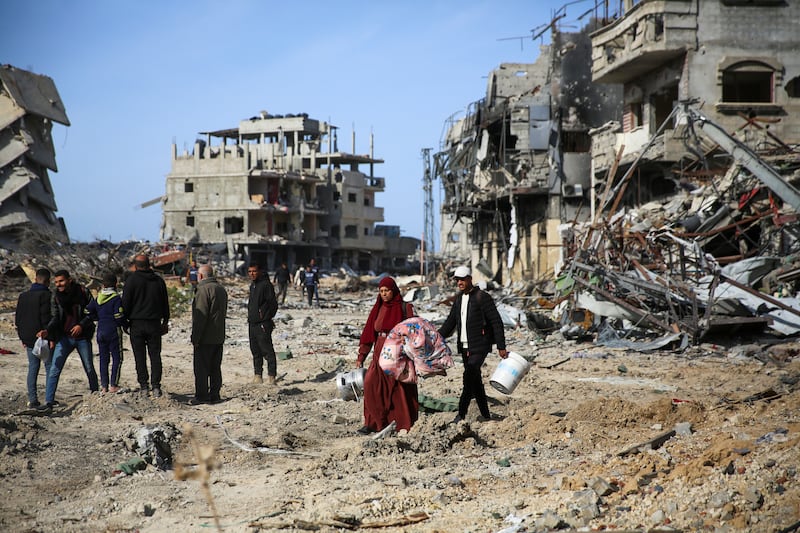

{"left": 46, "top": 282, "right": 96, "bottom": 342}
{"left": 15, "top": 284, "right": 52, "bottom": 346}
{"left": 122, "top": 269, "right": 170, "bottom": 325}
{"left": 248, "top": 275, "right": 278, "bottom": 325}
{"left": 439, "top": 287, "right": 506, "bottom": 357}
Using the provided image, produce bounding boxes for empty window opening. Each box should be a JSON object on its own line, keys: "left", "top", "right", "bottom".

{"left": 722, "top": 63, "right": 774, "bottom": 103}
{"left": 344, "top": 225, "right": 358, "bottom": 238}
{"left": 184, "top": 182, "right": 194, "bottom": 193}
{"left": 186, "top": 216, "right": 195, "bottom": 227}
{"left": 348, "top": 192, "right": 357, "bottom": 202}
{"left": 223, "top": 216, "right": 244, "bottom": 234}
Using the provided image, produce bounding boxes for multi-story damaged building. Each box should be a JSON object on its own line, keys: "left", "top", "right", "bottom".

{"left": 589, "top": 0, "right": 800, "bottom": 216}
{"left": 0, "top": 64, "right": 70, "bottom": 249}
{"left": 161, "top": 112, "right": 419, "bottom": 271}
{"left": 434, "top": 20, "right": 621, "bottom": 283}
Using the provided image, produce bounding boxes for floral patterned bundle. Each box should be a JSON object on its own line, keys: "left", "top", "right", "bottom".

{"left": 378, "top": 316, "right": 454, "bottom": 383}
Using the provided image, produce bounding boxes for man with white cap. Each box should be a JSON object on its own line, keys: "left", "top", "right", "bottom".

{"left": 439, "top": 265, "right": 507, "bottom": 423}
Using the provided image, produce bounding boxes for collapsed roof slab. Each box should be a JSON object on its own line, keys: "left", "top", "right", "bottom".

{"left": 19, "top": 116, "right": 57, "bottom": 170}
{"left": 0, "top": 65, "right": 70, "bottom": 125}
{"left": 0, "top": 93, "right": 26, "bottom": 130}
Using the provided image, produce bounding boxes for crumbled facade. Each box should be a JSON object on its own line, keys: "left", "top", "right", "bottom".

{"left": 161, "top": 112, "right": 418, "bottom": 272}
{"left": 0, "top": 64, "right": 70, "bottom": 249}
{"left": 435, "top": 23, "right": 622, "bottom": 284}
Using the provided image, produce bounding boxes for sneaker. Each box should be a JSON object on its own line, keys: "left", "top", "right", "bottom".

{"left": 356, "top": 425, "right": 375, "bottom": 435}
{"left": 138, "top": 388, "right": 149, "bottom": 398}
{"left": 266, "top": 375, "right": 277, "bottom": 385}
{"left": 477, "top": 413, "right": 505, "bottom": 422}
{"left": 26, "top": 401, "right": 40, "bottom": 409}
{"left": 188, "top": 397, "right": 207, "bottom": 406}
{"left": 36, "top": 403, "right": 53, "bottom": 414}
{"left": 151, "top": 388, "right": 162, "bottom": 398}
{"left": 451, "top": 414, "right": 464, "bottom": 424}
{"left": 109, "top": 386, "right": 120, "bottom": 394}
{"left": 253, "top": 375, "right": 263, "bottom": 384}
{"left": 100, "top": 387, "right": 108, "bottom": 395}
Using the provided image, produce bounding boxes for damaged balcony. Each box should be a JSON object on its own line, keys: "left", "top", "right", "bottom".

{"left": 591, "top": 0, "right": 698, "bottom": 85}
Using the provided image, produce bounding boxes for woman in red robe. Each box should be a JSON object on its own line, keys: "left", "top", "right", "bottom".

{"left": 356, "top": 277, "right": 418, "bottom": 434}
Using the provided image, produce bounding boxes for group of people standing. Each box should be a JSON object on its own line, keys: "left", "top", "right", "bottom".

{"left": 15, "top": 254, "right": 172, "bottom": 412}
{"left": 16, "top": 254, "right": 508, "bottom": 435}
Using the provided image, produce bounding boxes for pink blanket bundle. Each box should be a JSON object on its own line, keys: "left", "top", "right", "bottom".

{"left": 378, "top": 316, "right": 454, "bottom": 383}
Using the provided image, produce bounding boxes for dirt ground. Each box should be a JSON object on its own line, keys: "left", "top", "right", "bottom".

{"left": 0, "top": 278, "right": 799, "bottom": 532}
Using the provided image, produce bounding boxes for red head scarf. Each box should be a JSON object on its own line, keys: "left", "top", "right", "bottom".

{"left": 359, "top": 277, "right": 405, "bottom": 345}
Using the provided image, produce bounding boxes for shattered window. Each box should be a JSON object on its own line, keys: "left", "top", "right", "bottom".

{"left": 722, "top": 63, "right": 774, "bottom": 103}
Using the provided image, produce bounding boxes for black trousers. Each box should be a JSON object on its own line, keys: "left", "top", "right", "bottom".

{"left": 459, "top": 351, "right": 490, "bottom": 419}
{"left": 130, "top": 319, "right": 163, "bottom": 390}
{"left": 194, "top": 344, "right": 223, "bottom": 401}
{"left": 249, "top": 322, "right": 276, "bottom": 377}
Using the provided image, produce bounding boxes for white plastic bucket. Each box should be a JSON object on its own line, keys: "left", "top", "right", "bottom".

{"left": 489, "top": 351, "right": 531, "bottom": 394}
{"left": 336, "top": 368, "right": 366, "bottom": 401}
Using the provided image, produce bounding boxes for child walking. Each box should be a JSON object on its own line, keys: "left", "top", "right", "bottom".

{"left": 87, "top": 272, "right": 127, "bottom": 393}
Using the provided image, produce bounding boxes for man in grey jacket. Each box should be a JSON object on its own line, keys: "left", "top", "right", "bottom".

{"left": 190, "top": 265, "right": 228, "bottom": 404}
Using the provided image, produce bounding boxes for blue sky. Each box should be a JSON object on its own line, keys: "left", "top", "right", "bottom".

{"left": 1, "top": 0, "right": 583, "bottom": 248}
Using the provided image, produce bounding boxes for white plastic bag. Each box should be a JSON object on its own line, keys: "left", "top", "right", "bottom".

{"left": 32, "top": 337, "right": 50, "bottom": 361}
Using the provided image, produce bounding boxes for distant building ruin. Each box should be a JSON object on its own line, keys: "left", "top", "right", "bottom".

{"left": 435, "top": 19, "right": 622, "bottom": 284}
{"left": 0, "top": 64, "right": 70, "bottom": 249}
{"left": 161, "top": 112, "right": 419, "bottom": 271}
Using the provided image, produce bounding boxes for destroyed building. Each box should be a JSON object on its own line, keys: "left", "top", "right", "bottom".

{"left": 561, "top": 0, "right": 800, "bottom": 344}
{"left": 433, "top": 1, "right": 800, "bottom": 344}
{"left": 0, "top": 64, "right": 70, "bottom": 249}
{"left": 161, "top": 112, "right": 419, "bottom": 272}
{"left": 434, "top": 16, "right": 622, "bottom": 284}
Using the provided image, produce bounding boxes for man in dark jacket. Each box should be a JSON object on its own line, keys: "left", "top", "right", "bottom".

{"left": 273, "top": 262, "right": 291, "bottom": 305}
{"left": 122, "top": 254, "right": 170, "bottom": 398}
{"left": 438, "top": 266, "right": 507, "bottom": 423}
{"left": 247, "top": 263, "right": 278, "bottom": 384}
{"left": 190, "top": 264, "right": 228, "bottom": 404}
{"left": 39, "top": 269, "right": 99, "bottom": 412}
{"left": 15, "top": 268, "right": 52, "bottom": 408}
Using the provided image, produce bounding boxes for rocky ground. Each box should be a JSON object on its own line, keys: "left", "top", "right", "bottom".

{"left": 0, "top": 277, "right": 799, "bottom": 532}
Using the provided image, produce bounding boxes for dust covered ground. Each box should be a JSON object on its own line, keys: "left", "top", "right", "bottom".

{"left": 0, "top": 279, "right": 799, "bottom": 532}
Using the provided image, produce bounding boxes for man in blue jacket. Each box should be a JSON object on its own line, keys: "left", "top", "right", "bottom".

{"left": 122, "top": 254, "right": 170, "bottom": 398}
{"left": 438, "top": 266, "right": 507, "bottom": 423}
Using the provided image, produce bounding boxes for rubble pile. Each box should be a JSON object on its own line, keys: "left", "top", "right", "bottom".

{"left": 540, "top": 108, "right": 800, "bottom": 349}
